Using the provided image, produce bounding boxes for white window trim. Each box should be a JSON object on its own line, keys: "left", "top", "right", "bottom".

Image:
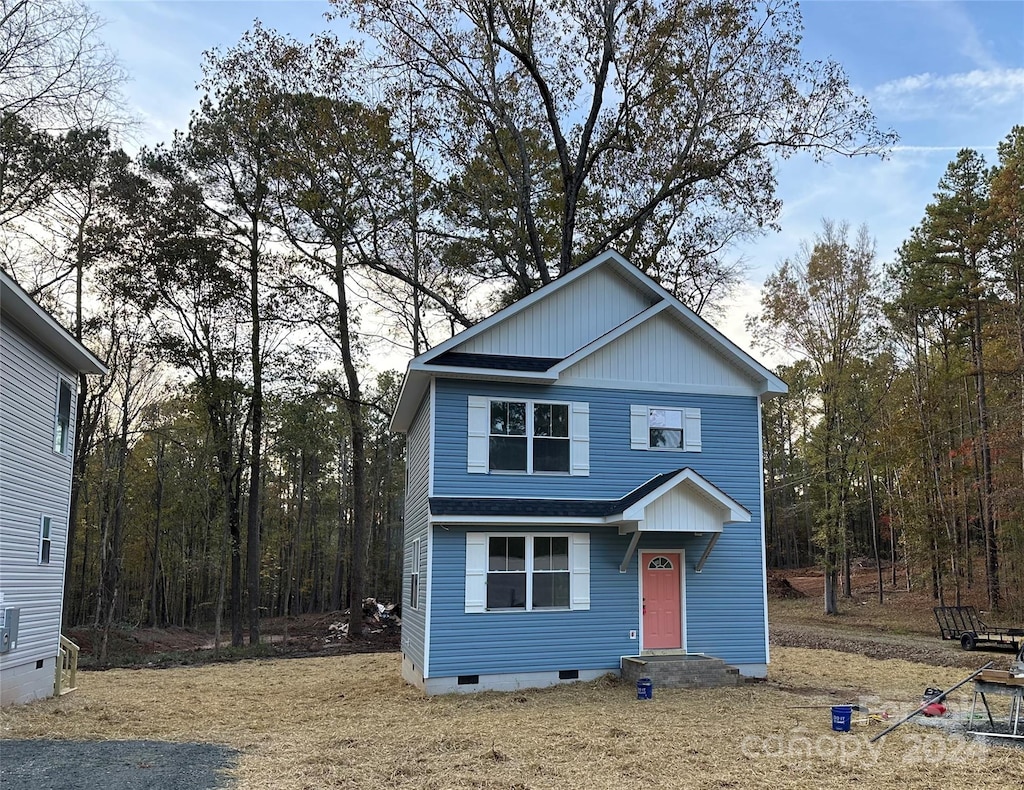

{"left": 409, "top": 537, "right": 421, "bottom": 609}
{"left": 465, "top": 531, "right": 590, "bottom": 613}
{"left": 52, "top": 377, "right": 74, "bottom": 456}
{"left": 468, "top": 396, "right": 589, "bottom": 476}
{"left": 630, "top": 404, "right": 701, "bottom": 452}
{"left": 39, "top": 515, "right": 52, "bottom": 565}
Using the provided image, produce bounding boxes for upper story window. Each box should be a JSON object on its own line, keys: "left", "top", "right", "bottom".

{"left": 469, "top": 396, "right": 587, "bottom": 476}
{"left": 648, "top": 408, "right": 682, "bottom": 449}
{"left": 631, "top": 404, "right": 702, "bottom": 452}
{"left": 53, "top": 379, "right": 73, "bottom": 455}
{"left": 489, "top": 400, "right": 569, "bottom": 473}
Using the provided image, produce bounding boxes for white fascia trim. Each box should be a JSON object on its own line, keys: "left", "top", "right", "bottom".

{"left": 757, "top": 403, "right": 770, "bottom": 666}
{"left": 620, "top": 468, "right": 751, "bottom": 523}
{"left": 392, "top": 366, "right": 559, "bottom": 432}
{"left": 1, "top": 271, "right": 108, "bottom": 375}
{"left": 431, "top": 514, "right": 613, "bottom": 526}
{"left": 549, "top": 302, "right": 672, "bottom": 374}
{"left": 410, "top": 364, "right": 556, "bottom": 382}
{"left": 390, "top": 371, "right": 426, "bottom": 433}
{"left": 423, "top": 526, "right": 432, "bottom": 678}
{"left": 554, "top": 377, "right": 761, "bottom": 398}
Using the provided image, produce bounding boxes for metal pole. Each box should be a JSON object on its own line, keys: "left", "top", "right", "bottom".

{"left": 869, "top": 661, "right": 994, "bottom": 743}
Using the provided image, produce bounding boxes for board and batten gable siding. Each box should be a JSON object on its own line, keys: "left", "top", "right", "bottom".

{"left": 452, "top": 265, "right": 655, "bottom": 359}
{"left": 559, "top": 310, "right": 758, "bottom": 393}
{"left": 0, "top": 318, "right": 76, "bottom": 677}
{"left": 400, "top": 389, "right": 432, "bottom": 673}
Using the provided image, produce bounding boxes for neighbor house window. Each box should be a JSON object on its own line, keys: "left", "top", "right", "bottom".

{"left": 487, "top": 400, "right": 569, "bottom": 473}
{"left": 469, "top": 533, "right": 583, "bottom": 612}
{"left": 39, "top": 516, "right": 51, "bottom": 564}
{"left": 53, "top": 379, "right": 73, "bottom": 454}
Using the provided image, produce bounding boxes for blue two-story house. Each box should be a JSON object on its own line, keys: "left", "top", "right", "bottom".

{"left": 390, "top": 251, "right": 786, "bottom": 694}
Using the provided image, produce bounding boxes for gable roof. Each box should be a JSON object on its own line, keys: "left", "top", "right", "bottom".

{"left": 391, "top": 250, "right": 786, "bottom": 431}
{"left": 0, "top": 270, "right": 107, "bottom": 375}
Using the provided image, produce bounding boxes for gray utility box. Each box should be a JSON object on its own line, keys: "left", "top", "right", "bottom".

{"left": 0, "top": 607, "right": 20, "bottom": 653}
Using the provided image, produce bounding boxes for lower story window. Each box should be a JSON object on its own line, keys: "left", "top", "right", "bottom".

{"left": 480, "top": 534, "right": 575, "bottom": 611}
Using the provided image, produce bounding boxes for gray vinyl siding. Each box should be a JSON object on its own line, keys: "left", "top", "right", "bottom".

{"left": 400, "top": 392, "right": 431, "bottom": 672}
{"left": 0, "top": 317, "right": 76, "bottom": 691}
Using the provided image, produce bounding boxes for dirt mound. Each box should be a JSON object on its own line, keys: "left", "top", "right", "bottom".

{"left": 767, "top": 573, "right": 805, "bottom": 599}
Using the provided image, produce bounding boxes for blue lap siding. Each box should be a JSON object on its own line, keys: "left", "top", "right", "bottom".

{"left": 425, "top": 379, "right": 767, "bottom": 678}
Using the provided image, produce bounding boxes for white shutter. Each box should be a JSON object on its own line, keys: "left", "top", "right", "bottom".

{"left": 467, "top": 396, "right": 489, "bottom": 473}
{"left": 570, "top": 533, "right": 591, "bottom": 610}
{"left": 465, "top": 532, "right": 487, "bottom": 613}
{"left": 630, "top": 405, "right": 648, "bottom": 450}
{"left": 684, "top": 407, "right": 702, "bottom": 452}
{"left": 569, "top": 402, "right": 590, "bottom": 476}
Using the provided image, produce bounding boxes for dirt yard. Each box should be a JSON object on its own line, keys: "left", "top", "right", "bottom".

{"left": 2, "top": 646, "right": 1021, "bottom": 789}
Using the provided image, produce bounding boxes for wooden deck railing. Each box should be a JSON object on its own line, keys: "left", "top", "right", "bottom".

{"left": 54, "top": 634, "right": 79, "bottom": 696}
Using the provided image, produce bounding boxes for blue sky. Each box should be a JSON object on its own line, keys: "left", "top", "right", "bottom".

{"left": 88, "top": 0, "right": 1024, "bottom": 356}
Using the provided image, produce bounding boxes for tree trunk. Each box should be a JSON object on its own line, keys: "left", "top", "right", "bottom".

{"left": 246, "top": 237, "right": 263, "bottom": 646}
{"left": 333, "top": 247, "right": 368, "bottom": 638}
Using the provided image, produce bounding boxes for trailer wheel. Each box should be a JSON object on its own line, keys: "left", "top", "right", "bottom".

{"left": 960, "top": 633, "right": 976, "bottom": 651}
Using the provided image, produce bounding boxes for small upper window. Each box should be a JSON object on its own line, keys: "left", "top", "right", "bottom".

{"left": 648, "top": 556, "right": 673, "bottom": 570}
{"left": 53, "top": 379, "right": 73, "bottom": 455}
{"left": 649, "top": 408, "right": 682, "bottom": 449}
{"left": 39, "top": 516, "right": 52, "bottom": 564}
{"left": 630, "top": 404, "right": 701, "bottom": 453}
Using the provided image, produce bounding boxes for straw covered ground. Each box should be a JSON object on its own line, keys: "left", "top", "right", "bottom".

{"left": 2, "top": 647, "right": 1021, "bottom": 789}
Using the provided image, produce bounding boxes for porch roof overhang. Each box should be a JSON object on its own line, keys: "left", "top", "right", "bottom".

{"left": 429, "top": 468, "right": 750, "bottom": 571}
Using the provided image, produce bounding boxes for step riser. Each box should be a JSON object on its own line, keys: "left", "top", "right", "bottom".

{"left": 620, "top": 656, "right": 741, "bottom": 688}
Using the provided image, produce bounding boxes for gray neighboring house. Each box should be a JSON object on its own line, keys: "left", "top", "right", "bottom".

{"left": 0, "top": 270, "right": 106, "bottom": 705}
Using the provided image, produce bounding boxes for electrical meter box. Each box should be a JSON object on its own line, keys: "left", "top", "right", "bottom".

{"left": 0, "top": 607, "right": 20, "bottom": 653}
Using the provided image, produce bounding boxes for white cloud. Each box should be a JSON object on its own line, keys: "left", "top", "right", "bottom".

{"left": 925, "top": 0, "right": 1001, "bottom": 71}
{"left": 872, "top": 68, "right": 1024, "bottom": 119}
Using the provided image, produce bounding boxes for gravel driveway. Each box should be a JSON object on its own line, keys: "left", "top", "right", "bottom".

{"left": 0, "top": 739, "right": 237, "bottom": 790}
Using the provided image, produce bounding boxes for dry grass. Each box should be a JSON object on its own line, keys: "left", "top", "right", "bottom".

{"left": 2, "top": 648, "right": 1021, "bottom": 788}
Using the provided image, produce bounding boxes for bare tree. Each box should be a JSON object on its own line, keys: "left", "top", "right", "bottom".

{"left": 0, "top": 0, "right": 124, "bottom": 129}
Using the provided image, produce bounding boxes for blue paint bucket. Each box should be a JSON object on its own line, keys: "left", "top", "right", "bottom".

{"left": 831, "top": 705, "right": 852, "bottom": 732}
{"left": 636, "top": 678, "right": 653, "bottom": 700}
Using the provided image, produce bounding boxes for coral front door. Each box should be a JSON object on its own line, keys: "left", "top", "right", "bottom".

{"left": 642, "top": 552, "right": 682, "bottom": 649}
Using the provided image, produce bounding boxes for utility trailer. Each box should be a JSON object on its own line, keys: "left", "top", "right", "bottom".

{"left": 934, "top": 606, "right": 1024, "bottom": 651}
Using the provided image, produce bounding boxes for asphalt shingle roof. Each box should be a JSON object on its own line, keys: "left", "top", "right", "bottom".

{"left": 429, "top": 469, "right": 684, "bottom": 518}
{"left": 427, "top": 351, "right": 562, "bottom": 372}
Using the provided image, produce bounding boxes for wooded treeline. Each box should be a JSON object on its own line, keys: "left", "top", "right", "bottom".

{"left": 16, "top": 0, "right": 1008, "bottom": 644}
{"left": 757, "top": 130, "right": 1024, "bottom": 617}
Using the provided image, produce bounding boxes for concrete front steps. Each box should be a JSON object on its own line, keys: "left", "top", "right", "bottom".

{"left": 620, "top": 653, "right": 741, "bottom": 689}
